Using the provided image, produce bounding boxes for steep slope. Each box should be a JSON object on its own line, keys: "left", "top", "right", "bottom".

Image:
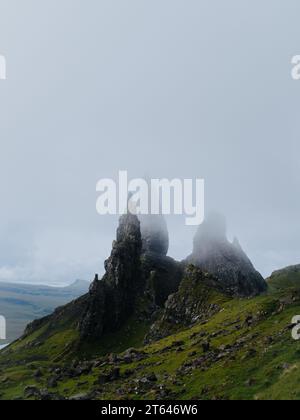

{"left": 186, "top": 213, "right": 267, "bottom": 296}
{"left": 80, "top": 214, "right": 182, "bottom": 342}
{"left": 0, "top": 269, "right": 299, "bottom": 400}
{"left": 79, "top": 214, "right": 144, "bottom": 341}
{"left": 146, "top": 266, "right": 230, "bottom": 342}
{"left": 0, "top": 214, "right": 277, "bottom": 400}
{"left": 11, "top": 214, "right": 182, "bottom": 359}
{"left": 268, "top": 265, "right": 300, "bottom": 292}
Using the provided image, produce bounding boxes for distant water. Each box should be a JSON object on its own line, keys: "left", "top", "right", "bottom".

{"left": 0, "top": 344, "right": 8, "bottom": 350}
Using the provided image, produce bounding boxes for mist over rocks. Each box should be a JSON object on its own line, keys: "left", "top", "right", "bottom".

{"left": 194, "top": 212, "right": 228, "bottom": 248}
{"left": 79, "top": 212, "right": 266, "bottom": 344}
{"left": 186, "top": 213, "right": 267, "bottom": 297}
{"left": 79, "top": 214, "right": 181, "bottom": 342}
{"left": 23, "top": 211, "right": 267, "bottom": 350}
{"left": 138, "top": 214, "right": 182, "bottom": 307}
{"left": 139, "top": 214, "right": 169, "bottom": 256}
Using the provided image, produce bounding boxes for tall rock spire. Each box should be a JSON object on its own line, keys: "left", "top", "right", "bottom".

{"left": 79, "top": 214, "right": 143, "bottom": 340}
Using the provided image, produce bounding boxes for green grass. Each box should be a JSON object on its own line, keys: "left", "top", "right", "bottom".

{"left": 1, "top": 277, "right": 300, "bottom": 400}
{"left": 268, "top": 265, "right": 300, "bottom": 292}
{"left": 79, "top": 317, "right": 151, "bottom": 358}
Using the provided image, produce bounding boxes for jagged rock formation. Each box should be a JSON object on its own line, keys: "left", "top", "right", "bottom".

{"left": 5, "top": 263, "right": 300, "bottom": 401}
{"left": 24, "top": 214, "right": 182, "bottom": 347}
{"left": 24, "top": 212, "right": 267, "bottom": 353}
{"left": 186, "top": 213, "right": 267, "bottom": 297}
{"left": 146, "top": 265, "right": 229, "bottom": 342}
{"left": 141, "top": 254, "right": 183, "bottom": 308}
{"left": 79, "top": 214, "right": 144, "bottom": 341}
{"left": 139, "top": 214, "right": 182, "bottom": 307}
{"left": 79, "top": 214, "right": 182, "bottom": 342}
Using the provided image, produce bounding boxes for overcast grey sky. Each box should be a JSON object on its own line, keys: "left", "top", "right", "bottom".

{"left": 0, "top": 0, "right": 300, "bottom": 285}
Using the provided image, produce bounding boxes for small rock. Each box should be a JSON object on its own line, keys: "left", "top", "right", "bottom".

{"left": 24, "top": 386, "right": 40, "bottom": 398}
{"left": 69, "top": 393, "right": 90, "bottom": 401}
{"left": 282, "top": 363, "right": 290, "bottom": 370}
{"left": 33, "top": 369, "right": 43, "bottom": 379}
{"left": 147, "top": 373, "right": 158, "bottom": 382}
{"left": 245, "top": 378, "right": 256, "bottom": 387}
{"left": 202, "top": 341, "right": 210, "bottom": 353}
{"left": 47, "top": 377, "right": 58, "bottom": 388}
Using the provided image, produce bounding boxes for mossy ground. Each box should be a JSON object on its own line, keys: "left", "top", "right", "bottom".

{"left": 1, "top": 276, "right": 300, "bottom": 400}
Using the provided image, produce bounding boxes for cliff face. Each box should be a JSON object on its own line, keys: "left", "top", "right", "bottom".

{"left": 24, "top": 212, "right": 266, "bottom": 351}
{"left": 6, "top": 215, "right": 300, "bottom": 401}
{"left": 187, "top": 213, "right": 267, "bottom": 297}
{"left": 139, "top": 214, "right": 183, "bottom": 307}
{"left": 79, "top": 214, "right": 182, "bottom": 342}
{"left": 146, "top": 266, "right": 229, "bottom": 342}
{"left": 5, "top": 266, "right": 300, "bottom": 401}
{"left": 79, "top": 215, "right": 144, "bottom": 341}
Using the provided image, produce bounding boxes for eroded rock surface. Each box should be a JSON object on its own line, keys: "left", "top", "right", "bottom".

{"left": 79, "top": 214, "right": 144, "bottom": 340}
{"left": 146, "top": 266, "right": 228, "bottom": 342}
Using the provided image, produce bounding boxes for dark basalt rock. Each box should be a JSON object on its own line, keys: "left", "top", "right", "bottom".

{"left": 139, "top": 215, "right": 182, "bottom": 310}
{"left": 141, "top": 253, "right": 183, "bottom": 308}
{"left": 24, "top": 214, "right": 182, "bottom": 346}
{"left": 186, "top": 213, "right": 267, "bottom": 297}
{"left": 145, "top": 266, "right": 229, "bottom": 342}
{"left": 79, "top": 214, "right": 182, "bottom": 342}
{"left": 79, "top": 214, "right": 144, "bottom": 341}
{"left": 23, "top": 211, "right": 266, "bottom": 352}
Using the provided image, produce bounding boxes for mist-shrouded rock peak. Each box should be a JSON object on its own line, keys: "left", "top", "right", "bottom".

{"left": 79, "top": 213, "right": 181, "bottom": 342}
{"left": 187, "top": 212, "right": 267, "bottom": 296}
{"left": 139, "top": 214, "right": 169, "bottom": 256}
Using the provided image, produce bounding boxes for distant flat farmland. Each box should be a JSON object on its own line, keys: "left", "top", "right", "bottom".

{"left": 0, "top": 280, "right": 89, "bottom": 345}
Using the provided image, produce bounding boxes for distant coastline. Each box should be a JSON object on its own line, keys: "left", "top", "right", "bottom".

{"left": 0, "top": 344, "right": 8, "bottom": 350}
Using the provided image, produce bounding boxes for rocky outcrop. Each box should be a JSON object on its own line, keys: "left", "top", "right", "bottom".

{"left": 141, "top": 253, "right": 183, "bottom": 308}
{"left": 24, "top": 214, "right": 182, "bottom": 347}
{"left": 139, "top": 214, "right": 182, "bottom": 307}
{"left": 23, "top": 212, "right": 267, "bottom": 352}
{"left": 146, "top": 266, "right": 229, "bottom": 342}
{"left": 186, "top": 213, "right": 267, "bottom": 297}
{"left": 79, "top": 214, "right": 144, "bottom": 340}
{"left": 79, "top": 214, "right": 182, "bottom": 342}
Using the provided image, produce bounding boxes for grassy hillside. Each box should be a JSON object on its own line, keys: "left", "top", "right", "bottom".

{"left": 0, "top": 271, "right": 300, "bottom": 400}
{"left": 268, "top": 265, "right": 300, "bottom": 292}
